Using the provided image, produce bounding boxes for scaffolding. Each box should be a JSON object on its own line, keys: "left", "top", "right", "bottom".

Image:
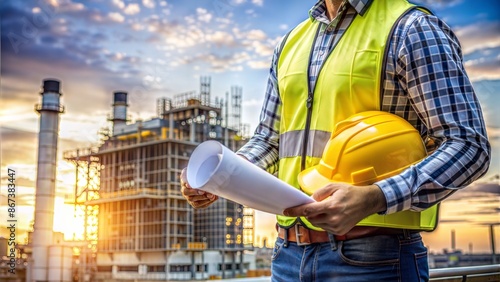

{"left": 64, "top": 79, "right": 254, "bottom": 281}
{"left": 63, "top": 147, "right": 101, "bottom": 281}
{"left": 200, "top": 76, "right": 211, "bottom": 106}
{"left": 230, "top": 86, "right": 242, "bottom": 133}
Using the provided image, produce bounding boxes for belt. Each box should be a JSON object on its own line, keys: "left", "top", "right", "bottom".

{"left": 277, "top": 223, "right": 415, "bottom": 246}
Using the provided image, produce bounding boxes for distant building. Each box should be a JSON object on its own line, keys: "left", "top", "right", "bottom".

{"left": 64, "top": 78, "right": 255, "bottom": 281}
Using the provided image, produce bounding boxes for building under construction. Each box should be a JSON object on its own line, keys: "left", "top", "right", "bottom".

{"left": 63, "top": 77, "right": 255, "bottom": 281}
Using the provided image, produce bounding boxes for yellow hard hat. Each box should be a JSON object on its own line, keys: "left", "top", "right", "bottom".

{"left": 298, "top": 111, "right": 427, "bottom": 194}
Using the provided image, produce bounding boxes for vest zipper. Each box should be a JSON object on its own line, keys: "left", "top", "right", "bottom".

{"left": 300, "top": 17, "right": 351, "bottom": 171}
{"left": 301, "top": 92, "right": 314, "bottom": 171}
{"left": 300, "top": 25, "right": 322, "bottom": 171}
{"left": 296, "top": 90, "right": 314, "bottom": 227}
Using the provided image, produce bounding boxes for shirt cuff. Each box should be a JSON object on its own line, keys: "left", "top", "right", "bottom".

{"left": 374, "top": 174, "right": 412, "bottom": 215}
{"left": 236, "top": 144, "right": 268, "bottom": 171}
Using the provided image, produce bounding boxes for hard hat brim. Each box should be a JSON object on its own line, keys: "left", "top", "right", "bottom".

{"left": 297, "top": 166, "right": 335, "bottom": 195}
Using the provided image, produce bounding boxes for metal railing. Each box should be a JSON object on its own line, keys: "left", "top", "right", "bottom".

{"left": 209, "top": 265, "right": 500, "bottom": 282}
{"left": 429, "top": 264, "right": 500, "bottom": 281}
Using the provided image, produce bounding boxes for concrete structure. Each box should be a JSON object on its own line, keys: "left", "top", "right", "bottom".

{"left": 64, "top": 77, "right": 254, "bottom": 281}
{"left": 31, "top": 79, "right": 70, "bottom": 282}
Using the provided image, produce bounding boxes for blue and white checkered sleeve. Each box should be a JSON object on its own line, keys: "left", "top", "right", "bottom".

{"left": 236, "top": 45, "right": 281, "bottom": 174}
{"left": 375, "top": 14, "right": 491, "bottom": 214}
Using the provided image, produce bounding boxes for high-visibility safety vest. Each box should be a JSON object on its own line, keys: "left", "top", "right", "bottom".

{"left": 276, "top": 0, "right": 438, "bottom": 231}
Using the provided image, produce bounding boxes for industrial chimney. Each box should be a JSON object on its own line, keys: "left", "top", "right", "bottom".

{"left": 32, "top": 79, "right": 64, "bottom": 281}
{"left": 111, "top": 91, "right": 128, "bottom": 136}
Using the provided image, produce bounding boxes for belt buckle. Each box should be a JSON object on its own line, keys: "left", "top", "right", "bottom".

{"left": 294, "top": 224, "right": 310, "bottom": 246}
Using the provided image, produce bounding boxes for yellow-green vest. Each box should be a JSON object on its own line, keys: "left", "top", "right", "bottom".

{"left": 276, "top": 0, "right": 438, "bottom": 231}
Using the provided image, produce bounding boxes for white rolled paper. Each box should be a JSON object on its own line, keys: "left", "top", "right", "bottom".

{"left": 186, "top": 140, "right": 314, "bottom": 215}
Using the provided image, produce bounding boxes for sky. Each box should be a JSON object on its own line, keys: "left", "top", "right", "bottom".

{"left": 1, "top": 0, "right": 499, "bottom": 253}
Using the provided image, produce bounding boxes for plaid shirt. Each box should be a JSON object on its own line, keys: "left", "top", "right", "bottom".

{"left": 237, "top": 0, "right": 490, "bottom": 214}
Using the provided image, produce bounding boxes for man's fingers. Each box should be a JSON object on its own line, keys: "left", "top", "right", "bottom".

{"left": 284, "top": 184, "right": 346, "bottom": 216}
{"left": 283, "top": 203, "right": 314, "bottom": 216}
{"left": 302, "top": 202, "right": 330, "bottom": 217}
{"left": 191, "top": 195, "right": 219, "bottom": 209}
{"left": 180, "top": 167, "right": 218, "bottom": 209}
{"left": 187, "top": 193, "right": 216, "bottom": 202}
{"left": 182, "top": 186, "right": 204, "bottom": 196}
{"left": 311, "top": 183, "right": 340, "bottom": 201}
{"left": 282, "top": 205, "right": 304, "bottom": 217}
{"left": 284, "top": 202, "right": 324, "bottom": 217}
{"left": 186, "top": 194, "right": 207, "bottom": 202}
{"left": 191, "top": 198, "right": 212, "bottom": 208}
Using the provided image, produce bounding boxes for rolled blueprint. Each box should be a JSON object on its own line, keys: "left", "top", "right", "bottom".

{"left": 186, "top": 140, "right": 314, "bottom": 215}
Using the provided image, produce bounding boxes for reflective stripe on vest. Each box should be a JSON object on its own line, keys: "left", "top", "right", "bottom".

{"left": 276, "top": 0, "right": 438, "bottom": 231}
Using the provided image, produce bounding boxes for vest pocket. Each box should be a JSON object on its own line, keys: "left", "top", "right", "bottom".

{"left": 279, "top": 73, "right": 308, "bottom": 130}
{"left": 350, "top": 50, "right": 381, "bottom": 110}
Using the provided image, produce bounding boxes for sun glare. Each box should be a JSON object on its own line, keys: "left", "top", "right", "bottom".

{"left": 53, "top": 197, "right": 85, "bottom": 240}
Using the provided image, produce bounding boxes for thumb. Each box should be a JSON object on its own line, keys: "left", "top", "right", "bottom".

{"left": 311, "top": 184, "right": 337, "bottom": 201}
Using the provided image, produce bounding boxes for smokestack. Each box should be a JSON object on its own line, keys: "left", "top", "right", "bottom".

{"left": 490, "top": 225, "right": 497, "bottom": 264}
{"left": 32, "top": 79, "right": 64, "bottom": 281}
{"left": 451, "top": 229, "right": 456, "bottom": 251}
{"left": 111, "top": 91, "right": 128, "bottom": 136}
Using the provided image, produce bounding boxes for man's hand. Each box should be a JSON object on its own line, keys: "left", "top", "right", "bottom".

{"left": 180, "top": 168, "right": 218, "bottom": 209}
{"left": 283, "top": 183, "right": 387, "bottom": 235}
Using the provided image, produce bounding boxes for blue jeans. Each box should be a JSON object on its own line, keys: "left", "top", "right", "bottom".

{"left": 271, "top": 232, "right": 428, "bottom": 282}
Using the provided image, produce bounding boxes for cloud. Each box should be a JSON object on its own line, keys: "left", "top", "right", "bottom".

{"left": 242, "top": 29, "right": 267, "bottom": 41}
{"left": 242, "top": 99, "right": 265, "bottom": 107}
{"left": 197, "top": 8, "right": 213, "bottom": 23}
{"left": 0, "top": 128, "right": 38, "bottom": 167}
{"left": 143, "top": 0, "right": 155, "bottom": 9}
{"left": 215, "top": 17, "right": 232, "bottom": 27}
{"left": 0, "top": 193, "right": 35, "bottom": 207}
{"left": 46, "top": 0, "right": 86, "bottom": 13}
{"left": 98, "top": 1, "right": 276, "bottom": 73}
{"left": 247, "top": 60, "right": 269, "bottom": 69}
{"left": 464, "top": 47, "right": 500, "bottom": 81}
{"left": 252, "top": 0, "right": 264, "bottom": 6}
{"left": 471, "top": 79, "right": 500, "bottom": 136}
{"left": 486, "top": 127, "right": 500, "bottom": 140}
{"left": 0, "top": 176, "right": 35, "bottom": 190}
{"left": 440, "top": 182, "right": 500, "bottom": 222}
{"left": 455, "top": 21, "right": 500, "bottom": 55}
{"left": 0, "top": 1, "right": 161, "bottom": 122}
{"left": 163, "top": 24, "right": 205, "bottom": 48}
{"left": 154, "top": 15, "right": 273, "bottom": 60}
{"left": 446, "top": 182, "right": 500, "bottom": 201}
{"left": 279, "top": 24, "right": 289, "bottom": 30}
{"left": 439, "top": 218, "right": 472, "bottom": 223}
{"left": 175, "top": 51, "right": 251, "bottom": 72}
{"left": 112, "top": 0, "right": 125, "bottom": 9}
{"left": 0, "top": 125, "right": 102, "bottom": 167}
{"left": 34, "top": 0, "right": 119, "bottom": 25}
{"left": 455, "top": 207, "right": 500, "bottom": 218}
{"left": 469, "top": 182, "right": 500, "bottom": 194}
{"left": 413, "top": 0, "right": 463, "bottom": 8}
{"left": 108, "top": 12, "right": 125, "bottom": 23}
{"left": 206, "top": 31, "right": 235, "bottom": 46}
{"left": 124, "top": 4, "right": 141, "bottom": 15}
{"left": 465, "top": 58, "right": 500, "bottom": 81}
{"left": 229, "top": 0, "right": 264, "bottom": 7}
{"left": 247, "top": 40, "right": 274, "bottom": 56}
